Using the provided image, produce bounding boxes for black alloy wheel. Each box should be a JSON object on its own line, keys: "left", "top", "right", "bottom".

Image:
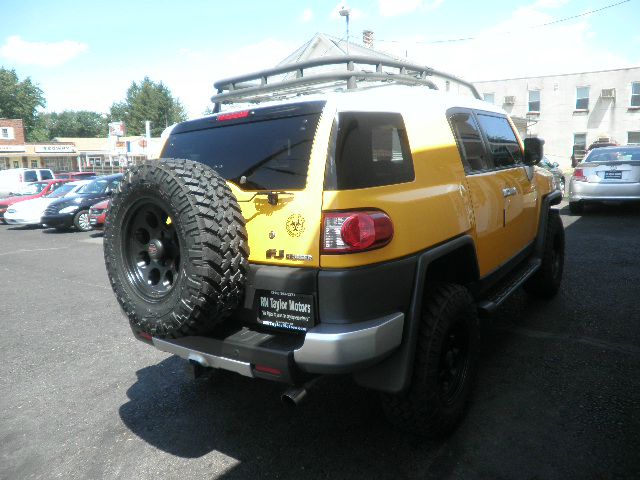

{"left": 123, "top": 199, "right": 181, "bottom": 300}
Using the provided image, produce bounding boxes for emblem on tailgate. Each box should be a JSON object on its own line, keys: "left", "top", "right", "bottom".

{"left": 266, "top": 249, "right": 312, "bottom": 261}
{"left": 286, "top": 214, "right": 305, "bottom": 237}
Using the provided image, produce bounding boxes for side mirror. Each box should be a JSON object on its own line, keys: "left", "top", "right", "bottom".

{"left": 552, "top": 161, "right": 559, "bottom": 168}
{"left": 524, "top": 137, "right": 544, "bottom": 165}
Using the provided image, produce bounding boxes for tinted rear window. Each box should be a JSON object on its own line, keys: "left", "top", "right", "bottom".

{"left": 40, "top": 170, "right": 53, "bottom": 180}
{"left": 24, "top": 170, "right": 37, "bottom": 182}
{"left": 325, "top": 112, "right": 414, "bottom": 190}
{"left": 162, "top": 113, "right": 321, "bottom": 190}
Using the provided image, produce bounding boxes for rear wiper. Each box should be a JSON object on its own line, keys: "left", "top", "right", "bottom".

{"left": 236, "top": 189, "right": 294, "bottom": 206}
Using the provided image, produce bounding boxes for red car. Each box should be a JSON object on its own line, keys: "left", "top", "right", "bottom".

{"left": 88, "top": 198, "right": 110, "bottom": 229}
{"left": 0, "top": 179, "right": 69, "bottom": 223}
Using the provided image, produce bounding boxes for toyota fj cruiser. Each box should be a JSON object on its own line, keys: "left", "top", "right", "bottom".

{"left": 104, "top": 56, "right": 564, "bottom": 437}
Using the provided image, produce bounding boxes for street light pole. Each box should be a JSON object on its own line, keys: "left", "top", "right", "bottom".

{"left": 339, "top": 6, "right": 351, "bottom": 55}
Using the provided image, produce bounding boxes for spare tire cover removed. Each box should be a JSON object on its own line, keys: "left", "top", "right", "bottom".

{"left": 104, "top": 159, "right": 249, "bottom": 338}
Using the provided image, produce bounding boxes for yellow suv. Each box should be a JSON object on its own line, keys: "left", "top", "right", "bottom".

{"left": 104, "top": 57, "right": 563, "bottom": 437}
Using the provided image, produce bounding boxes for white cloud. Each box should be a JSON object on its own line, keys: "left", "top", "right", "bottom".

{"left": 380, "top": 0, "right": 635, "bottom": 82}
{"left": 41, "top": 38, "right": 296, "bottom": 118}
{"left": 301, "top": 8, "right": 313, "bottom": 23}
{"left": 378, "top": 0, "right": 443, "bottom": 17}
{"left": 0, "top": 35, "right": 88, "bottom": 67}
{"left": 148, "top": 39, "right": 296, "bottom": 117}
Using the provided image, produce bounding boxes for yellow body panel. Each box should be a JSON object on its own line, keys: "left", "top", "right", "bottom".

{"left": 466, "top": 167, "right": 539, "bottom": 276}
{"left": 320, "top": 111, "right": 474, "bottom": 269}
{"left": 230, "top": 99, "right": 555, "bottom": 277}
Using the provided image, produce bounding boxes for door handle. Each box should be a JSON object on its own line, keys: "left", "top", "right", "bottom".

{"left": 502, "top": 187, "right": 517, "bottom": 197}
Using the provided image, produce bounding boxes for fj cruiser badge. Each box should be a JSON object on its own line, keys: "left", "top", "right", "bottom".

{"left": 266, "top": 249, "right": 313, "bottom": 261}
{"left": 286, "top": 214, "right": 305, "bottom": 237}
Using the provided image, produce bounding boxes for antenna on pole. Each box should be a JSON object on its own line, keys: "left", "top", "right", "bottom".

{"left": 339, "top": 6, "right": 351, "bottom": 55}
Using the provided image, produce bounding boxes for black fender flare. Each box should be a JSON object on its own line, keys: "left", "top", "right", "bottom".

{"left": 354, "top": 234, "right": 478, "bottom": 393}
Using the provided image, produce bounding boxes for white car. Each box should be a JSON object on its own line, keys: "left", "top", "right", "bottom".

{"left": 4, "top": 180, "right": 92, "bottom": 225}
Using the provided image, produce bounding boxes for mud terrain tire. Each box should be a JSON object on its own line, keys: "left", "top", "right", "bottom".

{"left": 104, "top": 159, "right": 249, "bottom": 338}
{"left": 381, "top": 283, "right": 480, "bottom": 438}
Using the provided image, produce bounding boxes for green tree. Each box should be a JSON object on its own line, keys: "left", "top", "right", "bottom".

{"left": 32, "top": 110, "right": 108, "bottom": 141}
{"left": 0, "top": 67, "right": 46, "bottom": 140}
{"left": 110, "top": 77, "right": 187, "bottom": 136}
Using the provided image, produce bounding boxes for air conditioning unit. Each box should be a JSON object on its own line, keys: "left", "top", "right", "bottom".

{"left": 601, "top": 88, "right": 616, "bottom": 99}
{"left": 504, "top": 95, "right": 516, "bottom": 104}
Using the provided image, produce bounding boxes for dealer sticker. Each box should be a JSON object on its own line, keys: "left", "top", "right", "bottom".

{"left": 256, "top": 290, "right": 315, "bottom": 332}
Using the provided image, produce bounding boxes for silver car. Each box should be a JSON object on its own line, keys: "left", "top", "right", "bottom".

{"left": 569, "top": 146, "right": 640, "bottom": 214}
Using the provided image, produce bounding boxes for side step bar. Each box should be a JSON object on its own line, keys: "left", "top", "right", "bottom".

{"left": 477, "top": 258, "right": 541, "bottom": 315}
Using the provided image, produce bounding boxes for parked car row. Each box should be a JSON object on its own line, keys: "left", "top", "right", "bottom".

{"left": 1, "top": 173, "right": 120, "bottom": 231}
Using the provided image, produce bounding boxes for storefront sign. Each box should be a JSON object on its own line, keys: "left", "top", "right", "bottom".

{"left": 34, "top": 145, "right": 76, "bottom": 154}
{"left": 0, "top": 144, "right": 26, "bottom": 153}
{"left": 109, "top": 121, "right": 126, "bottom": 137}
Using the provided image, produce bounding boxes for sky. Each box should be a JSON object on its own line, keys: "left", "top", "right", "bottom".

{"left": 1, "top": 0, "right": 638, "bottom": 119}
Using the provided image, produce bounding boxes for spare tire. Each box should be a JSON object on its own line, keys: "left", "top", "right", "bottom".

{"left": 104, "top": 159, "right": 249, "bottom": 338}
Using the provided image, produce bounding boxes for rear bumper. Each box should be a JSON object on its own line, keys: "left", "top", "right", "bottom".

{"left": 144, "top": 312, "right": 404, "bottom": 382}
{"left": 569, "top": 180, "right": 640, "bottom": 202}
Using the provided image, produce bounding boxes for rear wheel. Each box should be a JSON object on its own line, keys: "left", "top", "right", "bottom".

{"left": 103, "top": 159, "right": 249, "bottom": 338}
{"left": 381, "top": 283, "right": 479, "bottom": 438}
{"left": 524, "top": 209, "right": 564, "bottom": 298}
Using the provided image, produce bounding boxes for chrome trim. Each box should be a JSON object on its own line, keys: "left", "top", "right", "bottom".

{"left": 294, "top": 312, "right": 404, "bottom": 374}
{"left": 152, "top": 337, "right": 254, "bottom": 378}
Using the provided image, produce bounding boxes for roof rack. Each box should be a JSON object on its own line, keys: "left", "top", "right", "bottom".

{"left": 211, "top": 55, "right": 482, "bottom": 112}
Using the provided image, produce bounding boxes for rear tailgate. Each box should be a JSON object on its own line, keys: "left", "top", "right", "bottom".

{"left": 161, "top": 101, "right": 330, "bottom": 269}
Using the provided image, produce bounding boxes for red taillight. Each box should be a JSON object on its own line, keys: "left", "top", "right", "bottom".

{"left": 254, "top": 364, "right": 282, "bottom": 376}
{"left": 322, "top": 210, "right": 394, "bottom": 253}
{"left": 573, "top": 168, "right": 587, "bottom": 182}
{"left": 19, "top": 173, "right": 23, "bottom": 182}
{"left": 216, "top": 110, "right": 250, "bottom": 121}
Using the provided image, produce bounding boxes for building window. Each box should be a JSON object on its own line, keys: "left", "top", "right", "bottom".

{"left": 483, "top": 93, "right": 495, "bottom": 104}
{"left": 572, "top": 133, "right": 587, "bottom": 163}
{"left": 13, "top": 161, "right": 19, "bottom": 168}
{"left": 629, "top": 131, "right": 640, "bottom": 145}
{"left": 576, "top": 87, "right": 590, "bottom": 110}
{"left": 528, "top": 90, "right": 540, "bottom": 112}
{"left": 31, "top": 160, "right": 38, "bottom": 168}
{"left": 631, "top": 82, "right": 640, "bottom": 107}
{"left": 1, "top": 127, "right": 15, "bottom": 140}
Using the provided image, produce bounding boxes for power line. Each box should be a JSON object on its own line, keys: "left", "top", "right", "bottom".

{"left": 376, "top": 0, "right": 631, "bottom": 45}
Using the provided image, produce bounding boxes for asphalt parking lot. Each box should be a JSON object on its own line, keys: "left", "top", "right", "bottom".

{"left": 1, "top": 202, "right": 639, "bottom": 480}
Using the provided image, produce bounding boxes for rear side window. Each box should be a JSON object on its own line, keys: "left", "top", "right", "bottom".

{"left": 24, "top": 170, "right": 37, "bottom": 182}
{"left": 448, "top": 113, "right": 488, "bottom": 173}
{"left": 326, "top": 112, "right": 414, "bottom": 190}
{"left": 162, "top": 114, "right": 321, "bottom": 190}
{"left": 476, "top": 114, "right": 523, "bottom": 168}
{"left": 40, "top": 170, "right": 53, "bottom": 180}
